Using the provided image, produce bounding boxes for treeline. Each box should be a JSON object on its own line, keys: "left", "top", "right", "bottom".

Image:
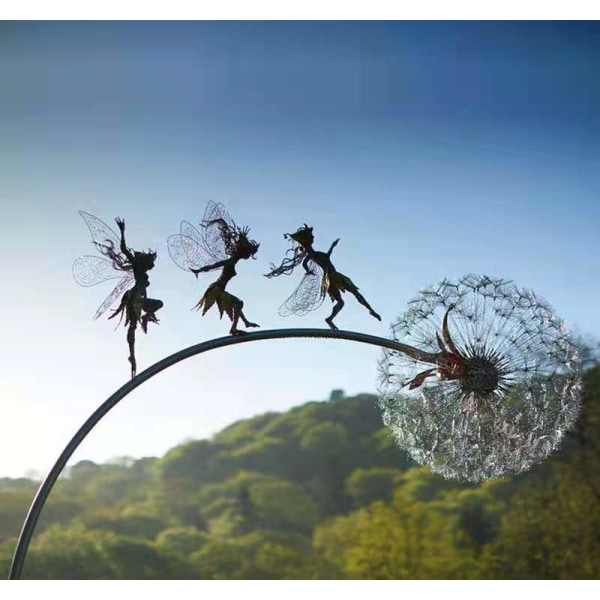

{"left": 1, "top": 367, "right": 599, "bottom": 579}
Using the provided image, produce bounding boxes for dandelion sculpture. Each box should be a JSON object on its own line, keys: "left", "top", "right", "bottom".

{"left": 73, "top": 212, "right": 163, "bottom": 378}
{"left": 378, "top": 274, "right": 582, "bottom": 482}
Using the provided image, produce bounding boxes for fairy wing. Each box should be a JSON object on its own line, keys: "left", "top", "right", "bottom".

{"left": 180, "top": 220, "right": 205, "bottom": 249}
{"left": 78, "top": 211, "right": 122, "bottom": 258}
{"left": 93, "top": 273, "right": 135, "bottom": 320}
{"left": 202, "top": 201, "right": 234, "bottom": 229}
{"left": 75, "top": 212, "right": 134, "bottom": 319}
{"left": 167, "top": 232, "right": 212, "bottom": 271}
{"left": 172, "top": 203, "right": 236, "bottom": 268}
{"left": 278, "top": 262, "right": 326, "bottom": 317}
{"left": 73, "top": 255, "right": 124, "bottom": 287}
{"left": 200, "top": 201, "right": 235, "bottom": 262}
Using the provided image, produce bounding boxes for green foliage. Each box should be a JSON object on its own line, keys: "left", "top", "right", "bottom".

{"left": 315, "top": 485, "right": 463, "bottom": 579}
{"left": 345, "top": 468, "right": 403, "bottom": 507}
{"left": 483, "top": 465, "right": 600, "bottom": 578}
{"left": 248, "top": 478, "right": 319, "bottom": 534}
{"left": 395, "top": 466, "right": 464, "bottom": 502}
{"left": 1, "top": 373, "right": 600, "bottom": 579}
{"left": 155, "top": 526, "right": 207, "bottom": 557}
{"left": 21, "top": 522, "right": 191, "bottom": 579}
{"left": 23, "top": 523, "right": 116, "bottom": 579}
{"left": 436, "top": 479, "right": 510, "bottom": 553}
{"left": 189, "top": 531, "right": 335, "bottom": 579}
{"left": 100, "top": 536, "right": 186, "bottom": 579}
{"left": 0, "top": 490, "right": 35, "bottom": 543}
{"left": 77, "top": 504, "right": 168, "bottom": 540}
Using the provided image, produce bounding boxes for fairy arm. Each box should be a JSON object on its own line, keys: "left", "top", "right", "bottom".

{"left": 302, "top": 255, "right": 316, "bottom": 276}
{"left": 115, "top": 218, "right": 135, "bottom": 262}
{"left": 190, "top": 259, "right": 228, "bottom": 277}
{"left": 327, "top": 238, "right": 340, "bottom": 257}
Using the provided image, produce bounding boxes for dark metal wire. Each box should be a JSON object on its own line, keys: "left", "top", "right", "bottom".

{"left": 9, "top": 328, "right": 420, "bottom": 580}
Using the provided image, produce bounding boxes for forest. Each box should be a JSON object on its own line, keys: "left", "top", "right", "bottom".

{"left": 1, "top": 363, "right": 599, "bottom": 579}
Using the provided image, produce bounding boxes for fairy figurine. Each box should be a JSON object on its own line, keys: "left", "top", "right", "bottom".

{"left": 73, "top": 212, "right": 163, "bottom": 378}
{"left": 265, "top": 224, "right": 381, "bottom": 330}
{"left": 168, "top": 201, "right": 260, "bottom": 335}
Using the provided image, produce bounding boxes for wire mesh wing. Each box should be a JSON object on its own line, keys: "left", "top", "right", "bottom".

{"left": 278, "top": 262, "right": 326, "bottom": 317}
{"left": 200, "top": 201, "right": 235, "bottom": 262}
{"left": 167, "top": 233, "right": 212, "bottom": 272}
{"left": 73, "top": 255, "right": 124, "bottom": 287}
{"left": 203, "top": 201, "right": 234, "bottom": 230}
{"left": 93, "top": 274, "right": 135, "bottom": 320}
{"left": 78, "top": 211, "right": 121, "bottom": 257}
{"left": 179, "top": 220, "right": 205, "bottom": 250}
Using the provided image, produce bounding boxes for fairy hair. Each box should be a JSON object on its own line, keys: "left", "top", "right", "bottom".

{"left": 264, "top": 225, "right": 314, "bottom": 278}
{"left": 96, "top": 240, "right": 132, "bottom": 272}
{"left": 265, "top": 244, "right": 305, "bottom": 278}
{"left": 204, "top": 218, "right": 259, "bottom": 260}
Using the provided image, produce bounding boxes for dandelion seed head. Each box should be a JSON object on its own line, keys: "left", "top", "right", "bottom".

{"left": 378, "top": 275, "right": 582, "bottom": 482}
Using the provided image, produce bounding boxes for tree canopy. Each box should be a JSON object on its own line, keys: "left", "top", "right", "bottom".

{"left": 1, "top": 365, "right": 599, "bottom": 579}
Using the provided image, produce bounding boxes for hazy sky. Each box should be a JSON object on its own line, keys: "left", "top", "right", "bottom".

{"left": 0, "top": 21, "right": 598, "bottom": 478}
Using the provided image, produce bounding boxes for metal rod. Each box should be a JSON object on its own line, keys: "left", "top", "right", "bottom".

{"left": 8, "top": 328, "right": 429, "bottom": 580}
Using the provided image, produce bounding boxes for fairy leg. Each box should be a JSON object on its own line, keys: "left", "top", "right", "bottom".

{"left": 141, "top": 298, "right": 163, "bottom": 333}
{"left": 325, "top": 287, "right": 344, "bottom": 330}
{"left": 348, "top": 286, "right": 381, "bottom": 322}
{"left": 239, "top": 301, "right": 259, "bottom": 330}
{"left": 229, "top": 297, "right": 244, "bottom": 335}
{"left": 229, "top": 298, "right": 258, "bottom": 335}
{"left": 240, "top": 313, "right": 259, "bottom": 329}
{"left": 127, "top": 320, "right": 137, "bottom": 378}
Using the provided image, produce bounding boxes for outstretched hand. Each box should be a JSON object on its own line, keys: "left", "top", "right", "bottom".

{"left": 115, "top": 217, "right": 125, "bottom": 231}
{"left": 190, "top": 266, "right": 207, "bottom": 278}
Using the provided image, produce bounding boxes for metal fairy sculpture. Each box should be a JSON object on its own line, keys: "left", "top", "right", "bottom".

{"left": 73, "top": 211, "right": 163, "bottom": 378}
{"left": 265, "top": 224, "right": 381, "bottom": 330}
{"left": 168, "top": 201, "right": 260, "bottom": 335}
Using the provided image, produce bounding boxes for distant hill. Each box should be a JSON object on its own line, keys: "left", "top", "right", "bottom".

{"left": 1, "top": 367, "right": 599, "bottom": 579}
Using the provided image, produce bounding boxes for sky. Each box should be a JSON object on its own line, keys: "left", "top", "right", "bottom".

{"left": 0, "top": 21, "right": 598, "bottom": 478}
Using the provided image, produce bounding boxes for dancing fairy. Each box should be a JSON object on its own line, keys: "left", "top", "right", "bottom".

{"left": 265, "top": 224, "right": 381, "bottom": 330}
{"left": 168, "top": 201, "right": 260, "bottom": 335}
{"left": 73, "top": 212, "right": 163, "bottom": 378}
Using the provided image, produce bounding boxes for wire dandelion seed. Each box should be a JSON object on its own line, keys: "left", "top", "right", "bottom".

{"left": 378, "top": 274, "right": 582, "bottom": 482}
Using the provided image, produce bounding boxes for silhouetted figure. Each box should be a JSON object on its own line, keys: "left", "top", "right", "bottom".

{"left": 168, "top": 202, "right": 259, "bottom": 335}
{"left": 265, "top": 224, "right": 381, "bottom": 330}
{"left": 73, "top": 212, "right": 163, "bottom": 378}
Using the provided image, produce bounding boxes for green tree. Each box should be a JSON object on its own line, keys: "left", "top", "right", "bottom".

{"left": 345, "top": 468, "right": 403, "bottom": 508}
{"left": 484, "top": 465, "right": 600, "bottom": 579}
{"left": 314, "top": 484, "right": 465, "bottom": 579}
{"left": 23, "top": 523, "right": 115, "bottom": 579}
{"left": 155, "top": 526, "right": 207, "bottom": 558}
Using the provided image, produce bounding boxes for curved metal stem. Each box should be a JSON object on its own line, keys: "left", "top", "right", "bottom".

{"left": 8, "top": 328, "right": 434, "bottom": 580}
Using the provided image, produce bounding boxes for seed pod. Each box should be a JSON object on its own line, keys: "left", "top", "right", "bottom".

{"left": 378, "top": 274, "right": 582, "bottom": 482}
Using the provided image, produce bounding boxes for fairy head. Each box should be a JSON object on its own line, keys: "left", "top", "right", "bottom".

{"left": 236, "top": 227, "right": 260, "bottom": 260}
{"left": 286, "top": 224, "right": 314, "bottom": 249}
{"left": 134, "top": 250, "right": 157, "bottom": 270}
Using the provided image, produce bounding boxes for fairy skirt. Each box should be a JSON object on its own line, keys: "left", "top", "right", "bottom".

{"left": 324, "top": 271, "right": 357, "bottom": 300}
{"left": 194, "top": 283, "right": 238, "bottom": 320}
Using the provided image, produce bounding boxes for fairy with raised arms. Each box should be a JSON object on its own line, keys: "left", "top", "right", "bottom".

{"left": 73, "top": 212, "right": 163, "bottom": 378}
{"left": 168, "top": 201, "right": 260, "bottom": 335}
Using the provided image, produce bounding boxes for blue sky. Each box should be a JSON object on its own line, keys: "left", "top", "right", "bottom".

{"left": 0, "top": 21, "right": 598, "bottom": 477}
